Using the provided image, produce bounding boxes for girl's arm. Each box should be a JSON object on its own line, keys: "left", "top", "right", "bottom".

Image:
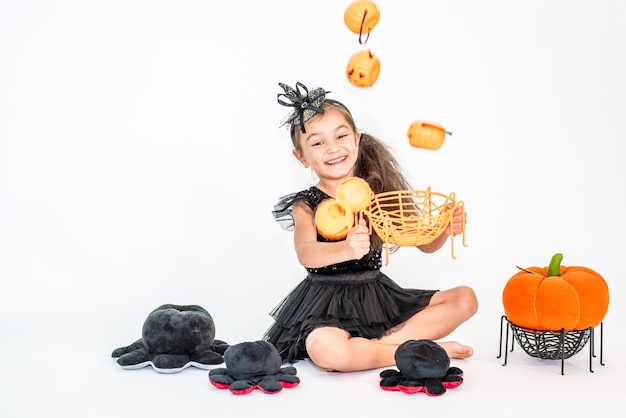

{"left": 417, "top": 231, "right": 448, "bottom": 253}
{"left": 291, "top": 203, "right": 370, "bottom": 268}
{"left": 417, "top": 205, "right": 465, "bottom": 254}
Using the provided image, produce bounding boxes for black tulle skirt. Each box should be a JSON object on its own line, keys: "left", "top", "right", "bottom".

{"left": 262, "top": 269, "right": 437, "bottom": 364}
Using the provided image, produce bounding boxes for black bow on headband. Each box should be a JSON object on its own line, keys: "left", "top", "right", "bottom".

{"left": 277, "top": 82, "right": 330, "bottom": 133}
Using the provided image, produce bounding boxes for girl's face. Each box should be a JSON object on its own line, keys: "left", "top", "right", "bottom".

{"left": 293, "top": 108, "right": 360, "bottom": 187}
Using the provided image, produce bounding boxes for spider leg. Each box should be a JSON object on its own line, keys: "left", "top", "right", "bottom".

{"left": 228, "top": 380, "right": 256, "bottom": 395}
{"left": 208, "top": 368, "right": 234, "bottom": 389}
{"left": 396, "top": 378, "right": 428, "bottom": 394}
{"left": 441, "top": 366, "right": 464, "bottom": 389}
{"left": 423, "top": 378, "right": 447, "bottom": 396}
{"left": 277, "top": 372, "right": 300, "bottom": 388}
{"left": 256, "top": 376, "right": 284, "bottom": 394}
{"left": 114, "top": 344, "right": 150, "bottom": 367}
{"left": 212, "top": 340, "right": 230, "bottom": 356}
{"left": 191, "top": 349, "right": 225, "bottom": 365}
{"left": 441, "top": 374, "right": 463, "bottom": 389}
{"left": 150, "top": 354, "right": 190, "bottom": 371}
{"left": 111, "top": 339, "right": 145, "bottom": 358}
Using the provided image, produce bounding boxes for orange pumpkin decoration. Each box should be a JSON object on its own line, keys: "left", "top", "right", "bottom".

{"left": 336, "top": 177, "right": 373, "bottom": 212}
{"left": 315, "top": 177, "right": 373, "bottom": 239}
{"left": 344, "top": 0, "right": 380, "bottom": 41}
{"left": 407, "top": 121, "right": 451, "bottom": 150}
{"left": 315, "top": 198, "right": 354, "bottom": 240}
{"left": 346, "top": 49, "right": 381, "bottom": 88}
{"left": 502, "top": 253, "right": 609, "bottom": 331}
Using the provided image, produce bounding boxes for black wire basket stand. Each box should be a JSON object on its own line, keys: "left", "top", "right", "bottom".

{"left": 498, "top": 315, "right": 604, "bottom": 375}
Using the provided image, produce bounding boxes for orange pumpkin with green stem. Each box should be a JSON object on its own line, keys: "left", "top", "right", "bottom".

{"left": 502, "top": 253, "right": 609, "bottom": 331}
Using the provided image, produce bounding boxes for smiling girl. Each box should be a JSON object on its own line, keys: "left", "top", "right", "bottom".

{"left": 263, "top": 82, "right": 477, "bottom": 372}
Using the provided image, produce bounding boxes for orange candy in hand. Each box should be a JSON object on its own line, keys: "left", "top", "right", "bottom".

{"left": 315, "top": 177, "right": 374, "bottom": 240}
{"left": 315, "top": 199, "right": 354, "bottom": 240}
{"left": 336, "top": 177, "right": 373, "bottom": 212}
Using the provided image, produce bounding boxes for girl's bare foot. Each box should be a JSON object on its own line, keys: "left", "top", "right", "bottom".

{"left": 438, "top": 341, "right": 473, "bottom": 359}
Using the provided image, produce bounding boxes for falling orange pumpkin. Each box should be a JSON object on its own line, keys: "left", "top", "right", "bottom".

{"left": 346, "top": 49, "right": 381, "bottom": 88}
{"left": 502, "top": 253, "right": 609, "bottom": 331}
{"left": 314, "top": 198, "right": 354, "bottom": 240}
{"left": 336, "top": 177, "right": 373, "bottom": 212}
{"left": 344, "top": 0, "right": 380, "bottom": 38}
{"left": 407, "top": 121, "right": 450, "bottom": 150}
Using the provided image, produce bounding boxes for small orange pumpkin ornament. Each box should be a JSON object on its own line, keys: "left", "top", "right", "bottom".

{"left": 315, "top": 177, "right": 373, "bottom": 239}
{"left": 346, "top": 49, "right": 381, "bottom": 88}
{"left": 314, "top": 199, "right": 354, "bottom": 240}
{"left": 407, "top": 121, "right": 451, "bottom": 150}
{"left": 344, "top": 0, "right": 380, "bottom": 43}
{"left": 502, "top": 253, "right": 609, "bottom": 331}
{"left": 336, "top": 177, "right": 373, "bottom": 212}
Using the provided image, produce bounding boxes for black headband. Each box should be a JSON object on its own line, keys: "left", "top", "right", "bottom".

{"left": 277, "top": 82, "right": 330, "bottom": 133}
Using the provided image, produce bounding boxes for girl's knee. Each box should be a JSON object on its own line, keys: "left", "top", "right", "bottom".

{"left": 306, "top": 334, "right": 350, "bottom": 371}
{"left": 458, "top": 285, "right": 478, "bottom": 317}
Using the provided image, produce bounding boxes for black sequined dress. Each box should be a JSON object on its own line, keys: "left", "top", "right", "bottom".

{"left": 263, "top": 186, "right": 438, "bottom": 364}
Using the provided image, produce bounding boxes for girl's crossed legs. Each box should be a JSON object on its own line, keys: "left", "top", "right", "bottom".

{"left": 305, "top": 285, "right": 478, "bottom": 372}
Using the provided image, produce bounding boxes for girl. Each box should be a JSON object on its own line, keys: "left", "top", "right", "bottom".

{"left": 264, "top": 82, "right": 478, "bottom": 372}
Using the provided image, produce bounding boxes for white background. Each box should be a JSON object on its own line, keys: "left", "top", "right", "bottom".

{"left": 1, "top": 1, "right": 625, "bottom": 416}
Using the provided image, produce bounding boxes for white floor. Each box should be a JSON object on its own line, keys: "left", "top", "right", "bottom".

{"left": 2, "top": 317, "right": 623, "bottom": 418}
{"left": 2, "top": 1, "right": 624, "bottom": 416}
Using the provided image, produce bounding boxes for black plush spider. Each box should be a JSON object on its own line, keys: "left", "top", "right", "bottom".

{"left": 112, "top": 304, "right": 229, "bottom": 373}
{"left": 209, "top": 341, "right": 300, "bottom": 395}
{"left": 380, "top": 339, "right": 463, "bottom": 396}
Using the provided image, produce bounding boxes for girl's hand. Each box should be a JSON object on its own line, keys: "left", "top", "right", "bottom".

{"left": 445, "top": 205, "right": 466, "bottom": 236}
{"left": 345, "top": 218, "right": 370, "bottom": 260}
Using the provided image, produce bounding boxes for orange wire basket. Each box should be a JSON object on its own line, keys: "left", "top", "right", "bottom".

{"left": 365, "top": 187, "right": 467, "bottom": 264}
